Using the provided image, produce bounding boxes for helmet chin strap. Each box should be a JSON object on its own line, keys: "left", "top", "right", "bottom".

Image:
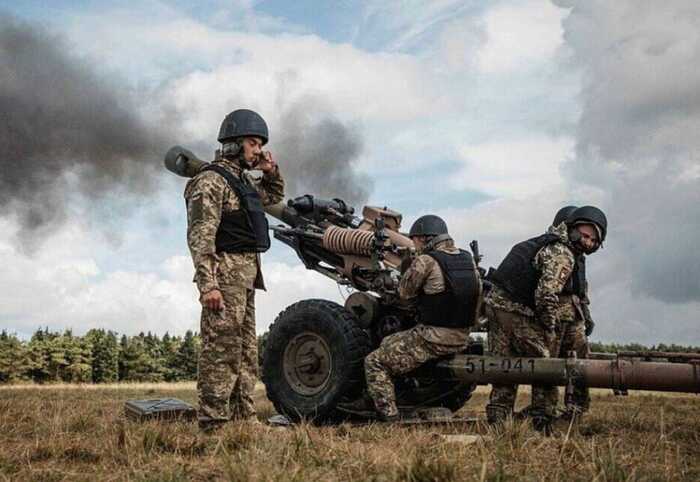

{"left": 221, "top": 140, "right": 242, "bottom": 160}
{"left": 424, "top": 234, "right": 452, "bottom": 252}
{"left": 222, "top": 140, "right": 257, "bottom": 169}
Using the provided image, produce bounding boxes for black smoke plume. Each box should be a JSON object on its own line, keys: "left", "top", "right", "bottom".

{"left": 0, "top": 15, "right": 172, "bottom": 245}
{"left": 273, "top": 97, "right": 372, "bottom": 208}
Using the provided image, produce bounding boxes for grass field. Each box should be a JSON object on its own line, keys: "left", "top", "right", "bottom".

{"left": 1, "top": 383, "right": 699, "bottom": 481}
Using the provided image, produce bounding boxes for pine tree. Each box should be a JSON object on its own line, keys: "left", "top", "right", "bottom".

{"left": 173, "top": 330, "right": 198, "bottom": 380}
{"left": 0, "top": 332, "right": 30, "bottom": 383}
{"left": 64, "top": 335, "right": 92, "bottom": 383}
{"left": 86, "top": 329, "right": 119, "bottom": 383}
{"left": 118, "top": 335, "right": 129, "bottom": 380}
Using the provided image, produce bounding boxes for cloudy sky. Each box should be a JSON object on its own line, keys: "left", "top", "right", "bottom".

{"left": 1, "top": 0, "right": 698, "bottom": 345}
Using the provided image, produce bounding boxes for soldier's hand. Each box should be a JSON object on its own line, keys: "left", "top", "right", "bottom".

{"left": 201, "top": 289, "right": 225, "bottom": 311}
{"left": 585, "top": 319, "right": 595, "bottom": 337}
{"left": 257, "top": 151, "right": 276, "bottom": 173}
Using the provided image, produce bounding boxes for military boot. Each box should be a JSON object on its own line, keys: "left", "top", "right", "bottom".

{"left": 198, "top": 418, "right": 227, "bottom": 434}
{"left": 531, "top": 414, "right": 554, "bottom": 436}
{"left": 336, "top": 395, "right": 378, "bottom": 419}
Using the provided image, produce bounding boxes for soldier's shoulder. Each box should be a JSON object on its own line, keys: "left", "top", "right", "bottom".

{"left": 405, "top": 254, "right": 434, "bottom": 275}
{"left": 416, "top": 253, "right": 439, "bottom": 267}
{"left": 185, "top": 169, "right": 229, "bottom": 197}
{"left": 539, "top": 241, "right": 575, "bottom": 264}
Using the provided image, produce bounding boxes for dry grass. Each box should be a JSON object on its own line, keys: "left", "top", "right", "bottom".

{"left": 1, "top": 384, "right": 699, "bottom": 481}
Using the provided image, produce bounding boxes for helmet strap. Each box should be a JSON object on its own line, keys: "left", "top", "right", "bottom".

{"left": 221, "top": 140, "right": 242, "bottom": 160}
{"left": 424, "top": 234, "right": 452, "bottom": 252}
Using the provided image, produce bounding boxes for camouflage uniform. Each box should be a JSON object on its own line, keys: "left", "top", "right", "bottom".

{"left": 185, "top": 154, "right": 284, "bottom": 424}
{"left": 365, "top": 239, "right": 477, "bottom": 419}
{"left": 485, "top": 223, "right": 576, "bottom": 424}
{"left": 555, "top": 286, "right": 592, "bottom": 413}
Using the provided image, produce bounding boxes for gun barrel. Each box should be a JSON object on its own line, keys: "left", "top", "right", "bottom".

{"left": 436, "top": 355, "right": 700, "bottom": 393}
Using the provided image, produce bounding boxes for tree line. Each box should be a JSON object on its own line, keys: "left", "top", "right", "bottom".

{"left": 0, "top": 328, "right": 200, "bottom": 384}
{"left": 1, "top": 328, "right": 698, "bottom": 384}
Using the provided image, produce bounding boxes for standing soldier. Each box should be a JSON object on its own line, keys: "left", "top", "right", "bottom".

{"left": 184, "top": 109, "right": 285, "bottom": 431}
{"left": 485, "top": 206, "right": 607, "bottom": 433}
{"left": 363, "top": 215, "right": 482, "bottom": 421}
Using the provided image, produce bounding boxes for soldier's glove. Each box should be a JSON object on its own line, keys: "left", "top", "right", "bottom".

{"left": 585, "top": 319, "right": 595, "bottom": 337}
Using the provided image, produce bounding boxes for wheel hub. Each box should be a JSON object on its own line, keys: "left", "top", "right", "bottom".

{"left": 283, "top": 332, "right": 332, "bottom": 396}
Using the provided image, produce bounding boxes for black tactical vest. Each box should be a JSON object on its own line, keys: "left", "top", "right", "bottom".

{"left": 199, "top": 164, "right": 271, "bottom": 253}
{"left": 562, "top": 255, "right": 587, "bottom": 298}
{"left": 489, "top": 233, "right": 584, "bottom": 309}
{"left": 417, "top": 250, "right": 480, "bottom": 329}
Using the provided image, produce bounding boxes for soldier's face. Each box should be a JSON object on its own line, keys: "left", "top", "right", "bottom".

{"left": 576, "top": 224, "right": 599, "bottom": 253}
{"left": 241, "top": 137, "right": 264, "bottom": 165}
{"left": 411, "top": 236, "right": 426, "bottom": 251}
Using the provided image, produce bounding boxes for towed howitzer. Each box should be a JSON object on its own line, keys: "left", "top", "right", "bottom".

{"left": 165, "top": 146, "right": 700, "bottom": 423}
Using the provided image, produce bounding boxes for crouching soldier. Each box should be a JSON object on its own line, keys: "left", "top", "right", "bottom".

{"left": 363, "top": 215, "right": 482, "bottom": 421}
{"left": 550, "top": 206, "right": 597, "bottom": 418}
{"left": 485, "top": 205, "right": 607, "bottom": 433}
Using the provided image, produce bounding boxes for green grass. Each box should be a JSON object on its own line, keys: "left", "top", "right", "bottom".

{"left": 0, "top": 384, "right": 699, "bottom": 481}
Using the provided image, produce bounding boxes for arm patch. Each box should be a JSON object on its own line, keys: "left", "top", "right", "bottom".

{"left": 188, "top": 193, "right": 204, "bottom": 224}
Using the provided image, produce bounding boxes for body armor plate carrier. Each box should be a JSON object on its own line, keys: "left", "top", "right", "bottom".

{"left": 200, "top": 164, "right": 271, "bottom": 253}
{"left": 417, "top": 250, "right": 480, "bottom": 329}
{"left": 489, "top": 233, "right": 585, "bottom": 309}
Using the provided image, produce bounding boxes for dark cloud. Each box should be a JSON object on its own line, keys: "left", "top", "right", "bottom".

{"left": 0, "top": 15, "right": 175, "bottom": 247}
{"left": 273, "top": 96, "right": 372, "bottom": 208}
{"left": 555, "top": 0, "right": 700, "bottom": 304}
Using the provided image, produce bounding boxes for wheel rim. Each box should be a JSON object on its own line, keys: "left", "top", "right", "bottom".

{"left": 282, "top": 331, "right": 333, "bottom": 396}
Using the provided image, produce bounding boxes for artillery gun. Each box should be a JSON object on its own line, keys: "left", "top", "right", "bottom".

{"left": 166, "top": 147, "right": 700, "bottom": 423}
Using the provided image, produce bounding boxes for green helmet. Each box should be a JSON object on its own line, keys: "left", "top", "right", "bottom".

{"left": 217, "top": 109, "right": 269, "bottom": 145}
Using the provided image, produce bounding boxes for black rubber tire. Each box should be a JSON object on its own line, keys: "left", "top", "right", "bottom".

{"left": 262, "top": 299, "right": 371, "bottom": 422}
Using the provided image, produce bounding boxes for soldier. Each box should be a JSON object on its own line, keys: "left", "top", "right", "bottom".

{"left": 485, "top": 206, "right": 607, "bottom": 433}
{"left": 184, "top": 109, "right": 285, "bottom": 431}
{"left": 517, "top": 206, "right": 596, "bottom": 420}
{"left": 363, "top": 215, "right": 482, "bottom": 421}
{"left": 556, "top": 207, "right": 597, "bottom": 417}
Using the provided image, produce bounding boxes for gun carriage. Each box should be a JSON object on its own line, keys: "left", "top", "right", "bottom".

{"left": 165, "top": 147, "right": 700, "bottom": 423}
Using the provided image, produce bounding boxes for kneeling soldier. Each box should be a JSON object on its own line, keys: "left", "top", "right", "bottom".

{"left": 364, "top": 215, "right": 482, "bottom": 421}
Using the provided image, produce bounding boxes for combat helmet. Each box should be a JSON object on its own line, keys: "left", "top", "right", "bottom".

{"left": 567, "top": 206, "right": 607, "bottom": 242}
{"left": 553, "top": 205, "right": 578, "bottom": 227}
{"left": 409, "top": 215, "right": 449, "bottom": 238}
{"left": 218, "top": 109, "right": 269, "bottom": 145}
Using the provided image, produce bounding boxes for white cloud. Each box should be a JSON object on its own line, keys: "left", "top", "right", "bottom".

{"left": 0, "top": 216, "right": 346, "bottom": 338}
{"left": 357, "top": 0, "right": 476, "bottom": 52}
{"left": 451, "top": 136, "right": 574, "bottom": 198}
{"left": 477, "top": 0, "right": 568, "bottom": 74}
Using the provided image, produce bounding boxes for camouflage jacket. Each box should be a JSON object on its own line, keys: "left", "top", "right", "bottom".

{"left": 184, "top": 155, "right": 284, "bottom": 295}
{"left": 399, "top": 239, "right": 474, "bottom": 346}
{"left": 485, "top": 223, "right": 584, "bottom": 327}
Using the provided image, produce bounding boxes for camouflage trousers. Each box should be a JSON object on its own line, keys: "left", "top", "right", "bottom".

{"left": 198, "top": 284, "right": 258, "bottom": 423}
{"left": 553, "top": 318, "right": 591, "bottom": 413}
{"left": 365, "top": 325, "right": 465, "bottom": 418}
{"left": 485, "top": 305, "right": 560, "bottom": 424}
